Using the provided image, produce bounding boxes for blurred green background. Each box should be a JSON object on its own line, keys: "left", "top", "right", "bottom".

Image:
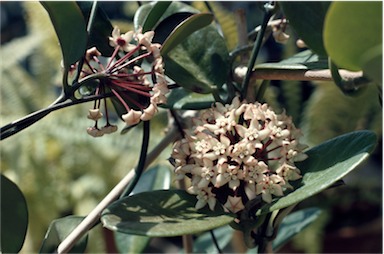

{"left": 0, "top": 2, "right": 381, "bottom": 253}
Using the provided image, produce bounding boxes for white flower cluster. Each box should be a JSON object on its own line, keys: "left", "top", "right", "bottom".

{"left": 171, "top": 97, "right": 308, "bottom": 213}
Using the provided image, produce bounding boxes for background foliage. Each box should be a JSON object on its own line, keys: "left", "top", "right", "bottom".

{"left": 0, "top": 2, "right": 382, "bottom": 253}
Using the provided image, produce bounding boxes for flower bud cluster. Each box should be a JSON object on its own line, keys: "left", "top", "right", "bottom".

{"left": 171, "top": 97, "right": 308, "bottom": 213}
{"left": 81, "top": 27, "right": 168, "bottom": 137}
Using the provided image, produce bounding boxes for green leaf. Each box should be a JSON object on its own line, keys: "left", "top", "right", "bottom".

{"left": 272, "top": 207, "right": 322, "bottom": 251}
{"left": 255, "top": 50, "right": 328, "bottom": 70}
{"left": 77, "top": 2, "right": 114, "bottom": 56}
{"left": 134, "top": 1, "right": 199, "bottom": 32}
{"left": 281, "top": 2, "right": 330, "bottom": 56}
{"left": 257, "top": 130, "right": 377, "bottom": 215}
{"left": 153, "top": 12, "right": 194, "bottom": 45}
{"left": 114, "top": 166, "right": 172, "bottom": 254}
{"left": 193, "top": 225, "right": 234, "bottom": 253}
{"left": 141, "top": 1, "right": 172, "bottom": 32}
{"left": 134, "top": 2, "right": 229, "bottom": 94}
{"left": 324, "top": 2, "right": 382, "bottom": 71}
{"left": 39, "top": 216, "right": 88, "bottom": 253}
{"left": 41, "top": 2, "right": 87, "bottom": 68}
{"left": 101, "top": 190, "right": 235, "bottom": 237}
{"left": 164, "top": 87, "right": 215, "bottom": 110}
{"left": 1, "top": 174, "right": 28, "bottom": 253}
{"left": 165, "top": 24, "right": 230, "bottom": 94}
{"left": 161, "top": 13, "right": 214, "bottom": 55}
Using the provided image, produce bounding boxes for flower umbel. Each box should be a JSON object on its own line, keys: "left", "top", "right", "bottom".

{"left": 80, "top": 27, "right": 168, "bottom": 137}
{"left": 171, "top": 97, "right": 308, "bottom": 213}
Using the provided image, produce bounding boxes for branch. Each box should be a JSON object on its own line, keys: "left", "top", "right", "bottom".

{"left": 0, "top": 93, "right": 113, "bottom": 141}
{"left": 233, "top": 66, "right": 364, "bottom": 82}
{"left": 120, "top": 121, "right": 150, "bottom": 198}
{"left": 241, "top": 2, "right": 275, "bottom": 100}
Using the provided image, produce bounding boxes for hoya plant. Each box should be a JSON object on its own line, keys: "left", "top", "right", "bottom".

{"left": 1, "top": 1, "right": 381, "bottom": 253}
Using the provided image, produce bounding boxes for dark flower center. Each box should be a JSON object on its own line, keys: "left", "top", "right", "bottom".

{"left": 116, "top": 37, "right": 126, "bottom": 47}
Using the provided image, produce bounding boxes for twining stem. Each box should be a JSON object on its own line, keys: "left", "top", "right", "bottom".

{"left": 1, "top": 69, "right": 108, "bottom": 141}
{"left": 0, "top": 92, "right": 112, "bottom": 140}
{"left": 0, "top": 93, "right": 66, "bottom": 140}
{"left": 241, "top": 2, "right": 274, "bottom": 100}
{"left": 328, "top": 58, "right": 370, "bottom": 94}
{"left": 210, "top": 230, "right": 223, "bottom": 254}
{"left": 120, "top": 120, "right": 150, "bottom": 198}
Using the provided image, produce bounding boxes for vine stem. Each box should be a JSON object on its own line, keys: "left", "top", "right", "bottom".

{"left": 0, "top": 92, "right": 112, "bottom": 140}
{"left": 233, "top": 66, "right": 364, "bottom": 82}
{"left": 56, "top": 126, "right": 180, "bottom": 253}
{"left": 120, "top": 121, "right": 150, "bottom": 198}
{"left": 241, "top": 2, "right": 274, "bottom": 100}
{"left": 0, "top": 93, "right": 66, "bottom": 140}
{"left": 210, "top": 230, "right": 223, "bottom": 254}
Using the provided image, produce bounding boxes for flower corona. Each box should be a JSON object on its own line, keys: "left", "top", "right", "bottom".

{"left": 171, "top": 97, "right": 308, "bottom": 213}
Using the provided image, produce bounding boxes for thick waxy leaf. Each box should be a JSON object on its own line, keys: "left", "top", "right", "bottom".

{"left": 77, "top": 2, "right": 114, "bottom": 56}
{"left": 257, "top": 130, "right": 377, "bottom": 215}
{"left": 161, "top": 13, "right": 214, "bottom": 55}
{"left": 1, "top": 174, "right": 28, "bottom": 253}
{"left": 324, "top": 2, "right": 382, "bottom": 71}
{"left": 114, "top": 166, "right": 171, "bottom": 254}
{"left": 141, "top": 1, "right": 172, "bottom": 32}
{"left": 134, "top": 1, "right": 199, "bottom": 32}
{"left": 101, "top": 190, "right": 235, "bottom": 237}
{"left": 153, "top": 12, "right": 194, "bottom": 45}
{"left": 272, "top": 207, "right": 322, "bottom": 251}
{"left": 41, "top": 2, "right": 87, "bottom": 68}
{"left": 165, "top": 23, "right": 230, "bottom": 94}
{"left": 135, "top": 2, "right": 229, "bottom": 95}
{"left": 164, "top": 87, "right": 215, "bottom": 109}
{"left": 39, "top": 216, "right": 88, "bottom": 253}
{"left": 281, "top": 2, "right": 330, "bottom": 56}
{"left": 255, "top": 50, "right": 328, "bottom": 70}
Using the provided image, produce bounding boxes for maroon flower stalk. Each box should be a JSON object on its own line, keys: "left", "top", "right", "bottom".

{"left": 80, "top": 27, "right": 168, "bottom": 137}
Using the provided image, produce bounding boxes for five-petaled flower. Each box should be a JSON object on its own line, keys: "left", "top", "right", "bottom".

{"left": 79, "top": 27, "right": 168, "bottom": 137}
{"left": 171, "top": 97, "right": 308, "bottom": 213}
